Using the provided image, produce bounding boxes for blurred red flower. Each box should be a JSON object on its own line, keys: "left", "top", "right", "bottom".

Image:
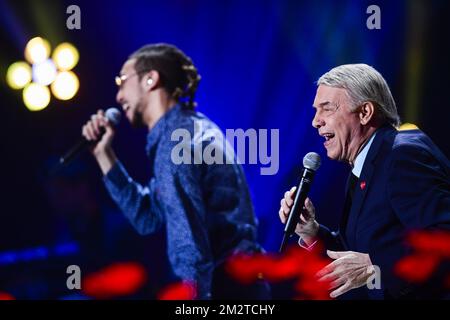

{"left": 0, "top": 292, "right": 15, "bottom": 300}
{"left": 394, "top": 230, "right": 450, "bottom": 285}
{"left": 82, "top": 262, "right": 147, "bottom": 299}
{"left": 406, "top": 231, "right": 450, "bottom": 258}
{"left": 294, "top": 277, "right": 331, "bottom": 300}
{"left": 226, "top": 244, "right": 331, "bottom": 300}
{"left": 394, "top": 253, "right": 441, "bottom": 283}
{"left": 157, "top": 281, "right": 197, "bottom": 300}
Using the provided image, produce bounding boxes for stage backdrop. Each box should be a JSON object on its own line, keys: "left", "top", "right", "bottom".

{"left": 0, "top": 0, "right": 449, "bottom": 299}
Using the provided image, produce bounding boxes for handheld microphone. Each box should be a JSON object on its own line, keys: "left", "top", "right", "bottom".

{"left": 279, "top": 152, "right": 321, "bottom": 252}
{"left": 58, "top": 107, "right": 121, "bottom": 167}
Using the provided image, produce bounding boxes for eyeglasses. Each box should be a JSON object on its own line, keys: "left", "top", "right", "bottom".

{"left": 115, "top": 73, "right": 139, "bottom": 87}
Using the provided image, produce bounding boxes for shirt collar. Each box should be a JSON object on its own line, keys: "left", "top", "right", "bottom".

{"left": 145, "top": 103, "right": 183, "bottom": 157}
{"left": 351, "top": 131, "right": 377, "bottom": 178}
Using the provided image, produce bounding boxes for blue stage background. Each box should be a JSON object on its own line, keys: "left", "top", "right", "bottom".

{"left": 0, "top": 0, "right": 449, "bottom": 299}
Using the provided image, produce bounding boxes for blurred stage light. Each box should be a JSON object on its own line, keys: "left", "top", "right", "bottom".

{"left": 25, "top": 37, "right": 51, "bottom": 64}
{"left": 51, "top": 71, "right": 79, "bottom": 100}
{"left": 53, "top": 42, "right": 79, "bottom": 71}
{"left": 6, "top": 61, "right": 32, "bottom": 89}
{"left": 399, "top": 123, "right": 419, "bottom": 131}
{"left": 7, "top": 37, "right": 80, "bottom": 110}
{"left": 32, "top": 59, "right": 57, "bottom": 86}
{"left": 23, "top": 83, "right": 51, "bottom": 111}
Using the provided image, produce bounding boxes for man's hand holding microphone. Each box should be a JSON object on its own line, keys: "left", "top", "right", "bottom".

{"left": 279, "top": 188, "right": 319, "bottom": 247}
{"left": 80, "top": 109, "right": 119, "bottom": 175}
{"left": 278, "top": 186, "right": 376, "bottom": 298}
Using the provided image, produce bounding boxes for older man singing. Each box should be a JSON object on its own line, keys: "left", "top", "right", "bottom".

{"left": 279, "top": 64, "right": 450, "bottom": 299}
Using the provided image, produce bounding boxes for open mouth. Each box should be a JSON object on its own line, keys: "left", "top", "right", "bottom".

{"left": 322, "top": 133, "right": 335, "bottom": 146}
{"left": 122, "top": 103, "right": 130, "bottom": 112}
{"left": 122, "top": 104, "right": 132, "bottom": 118}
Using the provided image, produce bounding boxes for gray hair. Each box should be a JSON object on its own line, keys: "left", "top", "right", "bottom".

{"left": 317, "top": 64, "right": 400, "bottom": 127}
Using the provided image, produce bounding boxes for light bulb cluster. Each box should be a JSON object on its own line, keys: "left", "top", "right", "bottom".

{"left": 6, "top": 37, "right": 80, "bottom": 111}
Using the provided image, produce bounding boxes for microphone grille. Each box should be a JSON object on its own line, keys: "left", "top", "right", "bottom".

{"left": 105, "top": 107, "right": 121, "bottom": 126}
{"left": 303, "top": 152, "right": 321, "bottom": 171}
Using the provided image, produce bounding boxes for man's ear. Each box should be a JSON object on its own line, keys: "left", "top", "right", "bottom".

{"left": 141, "top": 70, "right": 160, "bottom": 92}
{"left": 359, "top": 102, "right": 376, "bottom": 125}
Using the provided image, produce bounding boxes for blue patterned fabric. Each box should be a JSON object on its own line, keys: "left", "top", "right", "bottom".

{"left": 103, "top": 104, "right": 263, "bottom": 299}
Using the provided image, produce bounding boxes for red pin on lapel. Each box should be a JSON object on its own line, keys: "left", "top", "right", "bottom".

{"left": 360, "top": 181, "right": 366, "bottom": 190}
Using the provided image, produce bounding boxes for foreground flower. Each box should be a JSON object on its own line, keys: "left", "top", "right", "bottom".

{"left": 157, "top": 281, "right": 197, "bottom": 300}
{"left": 82, "top": 262, "right": 147, "bottom": 299}
{"left": 226, "top": 244, "right": 331, "bottom": 300}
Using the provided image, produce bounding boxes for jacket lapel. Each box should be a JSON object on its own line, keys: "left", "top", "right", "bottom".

{"left": 338, "top": 173, "right": 354, "bottom": 248}
{"left": 345, "top": 125, "right": 395, "bottom": 248}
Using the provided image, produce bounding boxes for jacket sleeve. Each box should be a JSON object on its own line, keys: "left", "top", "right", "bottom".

{"left": 162, "top": 161, "right": 214, "bottom": 299}
{"left": 387, "top": 144, "right": 450, "bottom": 230}
{"left": 374, "top": 143, "right": 450, "bottom": 298}
{"left": 103, "top": 161, "right": 163, "bottom": 235}
{"left": 315, "top": 224, "right": 346, "bottom": 251}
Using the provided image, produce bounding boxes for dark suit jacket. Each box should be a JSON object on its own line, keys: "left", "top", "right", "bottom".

{"left": 318, "top": 124, "right": 450, "bottom": 299}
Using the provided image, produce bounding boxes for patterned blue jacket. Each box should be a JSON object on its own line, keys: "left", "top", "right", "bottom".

{"left": 104, "top": 105, "right": 262, "bottom": 299}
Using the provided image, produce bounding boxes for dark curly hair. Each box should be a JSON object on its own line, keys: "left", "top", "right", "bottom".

{"left": 129, "top": 43, "right": 201, "bottom": 110}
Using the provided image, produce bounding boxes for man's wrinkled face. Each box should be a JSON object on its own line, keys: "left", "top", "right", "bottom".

{"left": 116, "top": 59, "right": 147, "bottom": 127}
{"left": 312, "top": 85, "right": 363, "bottom": 163}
